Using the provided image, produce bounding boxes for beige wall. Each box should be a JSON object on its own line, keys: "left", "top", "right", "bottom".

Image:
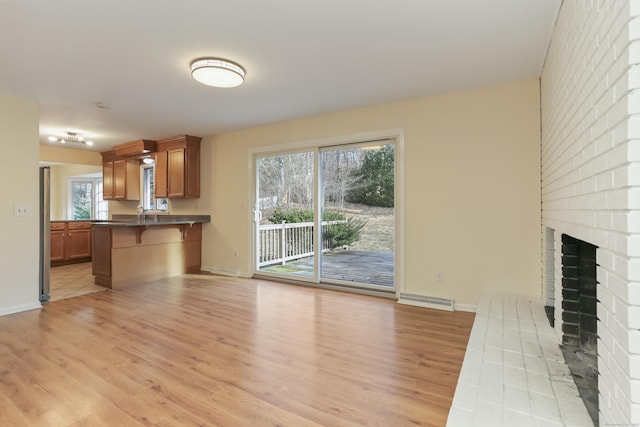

{"left": 0, "top": 78, "right": 541, "bottom": 315}
{"left": 48, "top": 164, "right": 102, "bottom": 220}
{"left": 202, "top": 79, "right": 542, "bottom": 307}
{"left": 0, "top": 93, "right": 41, "bottom": 315}
{"left": 40, "top": 146, "right": 103, "bottom": 220}
{"left": 40, "top": 145, "right": 101, "bottom": 165}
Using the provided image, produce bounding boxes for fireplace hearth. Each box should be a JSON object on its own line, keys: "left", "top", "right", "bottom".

{"left": 561, "top": 234, "right": 598, "bottom": 425}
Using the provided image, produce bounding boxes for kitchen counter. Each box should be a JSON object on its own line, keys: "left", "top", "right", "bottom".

{"left": 91, "top": 215, "right": 210, "bottom": 289}
{"left": 91, "top": 214, "right": 210, "bottom": 226}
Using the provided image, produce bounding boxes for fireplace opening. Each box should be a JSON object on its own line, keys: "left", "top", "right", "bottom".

{"left": 561, "top": 234, "right": 598, "bottom": 425}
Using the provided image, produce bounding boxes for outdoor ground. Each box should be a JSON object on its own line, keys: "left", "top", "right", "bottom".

{"left": 325, "top": 202, "right": 394, "bottom": 252}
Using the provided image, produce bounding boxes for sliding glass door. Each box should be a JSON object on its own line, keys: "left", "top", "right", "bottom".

{"left": 254, "top": 140, "right": 395, "bottom": 292}
{"left": 320, "top": 143, "right": 394, "bottom": 289}
{"left": 255, "top": 151, "right": 316, "bottom": 280}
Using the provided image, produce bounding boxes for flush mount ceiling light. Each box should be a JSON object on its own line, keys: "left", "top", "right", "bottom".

{"left": 190, "top": 58, "right": 245, "bottom": 88}
{"left": 49, "top": 132, "right": 94, "bottom": 146}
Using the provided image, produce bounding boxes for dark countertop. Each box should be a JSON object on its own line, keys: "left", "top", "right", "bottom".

{"left": 91, "top": 214, "right": 211, "bottom": 227}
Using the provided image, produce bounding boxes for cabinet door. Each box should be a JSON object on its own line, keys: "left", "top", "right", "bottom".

{"left": 50, "top": 230, "right": 66, "bottom": 262}
{"left": 185, "top": 145, "right": 200, "bottom": 198}
{"left": 68, "top": 229, "right": 91, "bottom": 259}
{"left": 154, "top": 151, "right": 168, "bottom": 198}
{"left": 113, "top": 159, "right": 127, "bottom": 199}
{"left": 103, "top": 161, "right": 114, "bottom": 200}
{"left": 167, "top": 148, "right": 186, "bottom": 198}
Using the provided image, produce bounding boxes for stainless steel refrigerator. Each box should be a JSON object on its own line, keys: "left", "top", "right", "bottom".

{"left": 39, "top": 166, "right": 51, "bottom": 302}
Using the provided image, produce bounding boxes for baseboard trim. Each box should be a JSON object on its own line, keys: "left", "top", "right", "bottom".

{"left": 453, "top": 303, "right": 477, "bottom": 313}
{"left": 200, "top": 266, "right": 252, "bottom": 279}
{"left": 0, "top": 301, "right": 42, "bottom": 317}
{"left": 398, "top": 298, "right": 454, "bottom": 312}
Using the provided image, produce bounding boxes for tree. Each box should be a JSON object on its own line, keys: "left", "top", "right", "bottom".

{"left": 347, "top": 144, "right": 394, "bottom": 207}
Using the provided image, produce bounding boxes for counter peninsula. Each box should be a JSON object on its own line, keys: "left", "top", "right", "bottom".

{"left": 91, "top": 215, "right": 210, "bottom": 289}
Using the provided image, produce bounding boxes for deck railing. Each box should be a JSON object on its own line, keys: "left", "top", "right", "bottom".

{"left": 258, "top": 220, "right": 347, "bottom": 267}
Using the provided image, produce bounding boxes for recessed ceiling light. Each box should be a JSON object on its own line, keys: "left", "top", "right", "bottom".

{"left": 190, "top": 58, "right": 245, "bottom": 88}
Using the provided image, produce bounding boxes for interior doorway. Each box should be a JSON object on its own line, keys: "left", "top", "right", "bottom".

{"left": 254, "top": 139, "right": 396, "bottom": 294}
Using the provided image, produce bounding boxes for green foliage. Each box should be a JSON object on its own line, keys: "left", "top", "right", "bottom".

{"left": 323, "top": 216, "right": 367, "bottom": 248}
{"left": 347, "top": 145, "right": 394, "bottom": 207}
{"left": 73, "top": 202, "right": 91, "bottom": 220}
{"left": 268, "top": 206, "right": 314, "bottom": 223}
{"left": 267, "top": 207, "right": 367, "bottom": 248}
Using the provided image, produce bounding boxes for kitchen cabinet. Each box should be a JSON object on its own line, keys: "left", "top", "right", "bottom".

{"left": 100, "top": 151, "right": 140, "bottom": 201}
{"left": 155, "top": 135, "right": 201, "bottom": 199}
{"left": 50, "top": 221, "right": 92, "bottom": 265}
{"left": 50, "top": 222, "right": 66, "bottom": 262}
{"left": 154, "top": 150, "right": 168, "bottom": 198}
{"left": 102, "top": 159, "right": 114, "bottom": 199}
{"left": 68, "top": 222, "right": 92, "bottom": 259}
{"left": 113, "top": 159, "right": 141, "bottom": 200}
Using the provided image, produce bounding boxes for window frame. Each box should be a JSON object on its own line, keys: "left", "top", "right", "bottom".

{"left": 140, "top": 164, "right": 169, "bottom": 212}
{"left": 67, "top": 177, "right": 107, "bottom": 220}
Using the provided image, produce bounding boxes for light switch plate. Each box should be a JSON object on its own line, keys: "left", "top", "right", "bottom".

{"left": 14, "top": 204, "right": 32, "bottom": 217}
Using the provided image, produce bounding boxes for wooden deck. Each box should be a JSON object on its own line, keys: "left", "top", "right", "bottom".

{"left": 0, "top": 274, "right": 474, "bottom": 426}
{"left": 260, "top": 250, "right": 394, "bottom": 287}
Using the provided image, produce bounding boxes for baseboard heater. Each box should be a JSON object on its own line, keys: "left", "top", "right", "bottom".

{"left": 398, "top": 293, "right": 454, "bottom": 311}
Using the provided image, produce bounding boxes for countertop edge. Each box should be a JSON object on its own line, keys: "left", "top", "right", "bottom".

{"left": 92, "top": 214, "right": 211, "bottom": 227}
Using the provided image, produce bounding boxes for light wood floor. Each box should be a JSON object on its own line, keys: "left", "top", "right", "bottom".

{"left": 0, "top": 274, "right": 474, "bottom": 426}
{"left": 49, "top": 262, "right": 105, "bottom": 302}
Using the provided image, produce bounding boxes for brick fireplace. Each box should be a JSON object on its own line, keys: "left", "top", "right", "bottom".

{"left": 559, "top": 234, "right": 598, "bottom": 425}
{"left": 541, "top": 1, "right": 640, "bottom": 424}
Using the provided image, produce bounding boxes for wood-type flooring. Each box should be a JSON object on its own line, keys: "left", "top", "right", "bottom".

{"left": 0, "top": 273, "right": 474, "bottom": 426}
{"left": 49, "top": 262, "right": 105, "bottom": 302}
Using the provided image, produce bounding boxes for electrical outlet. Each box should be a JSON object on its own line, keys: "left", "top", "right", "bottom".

{"left": 14, "top": 204, "right": 32, "bottom": 217}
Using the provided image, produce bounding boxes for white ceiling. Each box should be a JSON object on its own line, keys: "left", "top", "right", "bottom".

{"left": 0, "top": 0, "right": 561, "bottom": 152}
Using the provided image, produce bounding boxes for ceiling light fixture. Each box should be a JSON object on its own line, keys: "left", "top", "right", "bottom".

{"left": 190, "top": 58, "right": 245, "bottom": 88}
{"left": 49, "top": 132, "right": 94, "bottom": 146}
{"left": 142, "top": 157, "right": 154, "bottom": 165}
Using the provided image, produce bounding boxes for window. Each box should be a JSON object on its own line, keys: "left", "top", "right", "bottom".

{"left": 68, "top": 178, "right": 108, "bottom": 220}
{"left": 141, "top": 165, "right": 168, "bottom": 211}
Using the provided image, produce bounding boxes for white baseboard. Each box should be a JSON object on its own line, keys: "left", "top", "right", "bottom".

{"left": 397, "top": 297, "right": 477, "bottom": 313}
{"left": 398, "top": 298, "right": 454, "bottom": 312}
{"left": 453, "top": 303, "right": 477, "bottom": 313}
{"left": 200, "top": 266, "right": 252, "bottom": 278}
{"left": 0, "top": 301, "right": 42, "bottom": 317}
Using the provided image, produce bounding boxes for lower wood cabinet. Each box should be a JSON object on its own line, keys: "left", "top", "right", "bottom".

{"left": 50, "top": 221, "right": 92, "bottom": 265}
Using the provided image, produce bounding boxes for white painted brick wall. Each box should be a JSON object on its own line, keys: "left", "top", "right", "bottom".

{"left": 542, "top": 0, "right": 640, "bottom": 424}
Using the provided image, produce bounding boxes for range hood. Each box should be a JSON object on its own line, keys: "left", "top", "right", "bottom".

{"left": 113, "top": 139, "right": 156, "bottom": 157}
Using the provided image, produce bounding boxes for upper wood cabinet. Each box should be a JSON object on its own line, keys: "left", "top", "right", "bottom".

{"left": 102, "top": 159, "right": 114, "bottom": 200}
{"left": 113, "top": 159, "right": 140, "bottom": 200}
{"left": 102, "top": 134, "right": 201, "bottom": 201}
{"left": 154, "top": 150, "right": 168, "bottom": 198}
{"left": 101, "top": 151, "right": 140, "bottom": 201}
{"left": 155, "top": 135, "right": 201, "bottom": 199}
